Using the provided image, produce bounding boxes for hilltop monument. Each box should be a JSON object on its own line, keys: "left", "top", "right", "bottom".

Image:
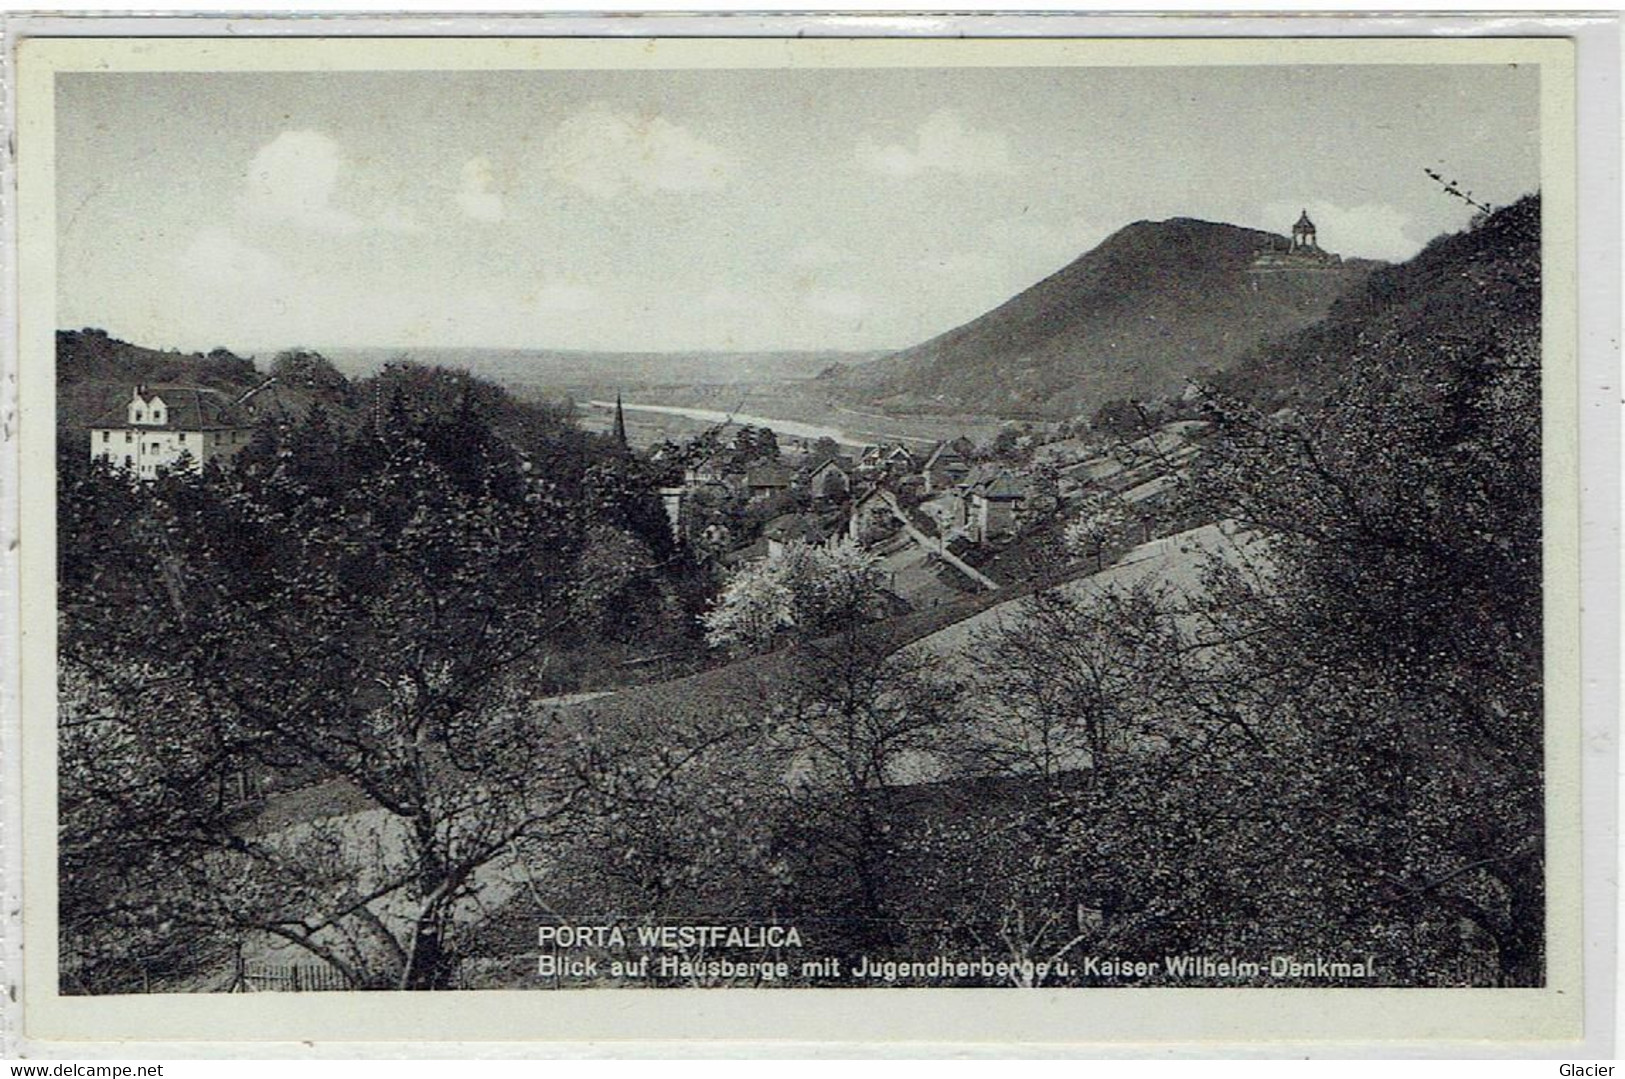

{"left": 1250, "top": 209, "right": 1345, "bottom": 275}
{"left": 1292, "top": 209, "right": 1319, "bottom": 251}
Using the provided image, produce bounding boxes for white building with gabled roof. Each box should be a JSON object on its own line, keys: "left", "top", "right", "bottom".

{"left": 89, "top": 384, "right": 256, "bottom": 479}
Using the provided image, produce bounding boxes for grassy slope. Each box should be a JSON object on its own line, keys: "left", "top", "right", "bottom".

{"left": 548, "top": 521, "right": 1239, "bottom": 757}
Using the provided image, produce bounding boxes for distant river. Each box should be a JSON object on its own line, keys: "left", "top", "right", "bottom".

{"left": 586, "top": 401, "right": 869, "bottom": 448}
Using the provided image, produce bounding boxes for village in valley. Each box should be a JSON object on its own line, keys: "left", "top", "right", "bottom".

{"left": 632, "top": 401, "right": 1199, "bottom": 604}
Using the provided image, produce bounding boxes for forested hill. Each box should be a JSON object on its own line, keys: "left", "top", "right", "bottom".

{"left": 58, "top": 329, "right": 259, "bottom": 394}
{"left": 56, "top": 331, "right": 596, "bottom": 463}
{"left": 825, "top": 217, "right": 1376, "bottom": 420}
{"left": 57, "top": 330, "right": 358, "bottom": 433}
{"left": 1214, "top": 194, "right": 1540, "bottom": 411}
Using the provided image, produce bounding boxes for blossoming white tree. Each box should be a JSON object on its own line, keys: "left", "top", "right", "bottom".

{"left": 703, "top": 540, "right": 887, "bottom": 653}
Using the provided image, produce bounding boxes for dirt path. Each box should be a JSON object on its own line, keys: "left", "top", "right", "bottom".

{"left": 877, "top": 489, "right": 1000, "bottom": 592}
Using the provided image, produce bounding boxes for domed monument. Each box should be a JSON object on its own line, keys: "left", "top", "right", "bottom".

{"left": 1249, "top": 209, "right": 1345, "bottom": 275}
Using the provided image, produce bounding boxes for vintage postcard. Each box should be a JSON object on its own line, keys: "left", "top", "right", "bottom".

{"left": 8, "top": 28, "right": 1588, "bottom": 1049}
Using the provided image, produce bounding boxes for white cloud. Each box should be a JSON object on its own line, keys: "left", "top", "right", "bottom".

{"left": 456, "top": 157, "right": 504, "bottom": 223}
{"left": 242, "top": 131, "right": 360, "bottom": 232}
{"left": 542, "top": 103, "right": 733, "bottom": 199}
{"left": 804, "top": 287, "right": 869, "bottom": 320}
{"left": 242, "top": 130, "right": 430, "bottom": 234}
{"left": 528, "top": 273, "right": 599, "bottom": 314}
{"left": 857, "top": 110, "right": 1013, "bottom": 180}
{"left": 1261, "top": 200, "right": 1420, "bottom": 262}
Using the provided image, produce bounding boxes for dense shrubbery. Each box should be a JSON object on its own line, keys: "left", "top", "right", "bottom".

{"left": 58, "top": 364, "right": 699, "bottom": 990}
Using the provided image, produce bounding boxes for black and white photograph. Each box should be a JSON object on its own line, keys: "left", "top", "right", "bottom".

{"left": 18, "top": 32, "right": 1584, "bottom": 1039}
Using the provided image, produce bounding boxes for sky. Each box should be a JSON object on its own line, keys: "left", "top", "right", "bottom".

{"left": 55, "top": 63, "right": 1541, "bottom": 354}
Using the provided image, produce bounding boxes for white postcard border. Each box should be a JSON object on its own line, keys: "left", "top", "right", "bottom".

{"left": 7, "top": 26, "right": 1595, "bottom": 1053}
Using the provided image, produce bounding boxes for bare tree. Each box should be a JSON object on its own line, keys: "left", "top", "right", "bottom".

{"left": 762, "top": 625, "right": 966, "bottom": 951}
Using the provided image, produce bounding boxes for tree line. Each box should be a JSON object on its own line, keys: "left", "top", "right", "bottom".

{"left": 58, "top": 364, "right": 707, "bottom": 990}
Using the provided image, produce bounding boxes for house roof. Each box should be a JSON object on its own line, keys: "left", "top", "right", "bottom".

{"left": 1060, "top": 454, "right": 1125, "bottom": 482}
{"left": 687, "top": 453, "right": 742, "bottom": 479}
{"left": 92, "top": 384, "right": 254, "bottom": 431}
{"left": 746, "top": 463, "right": 794, "bottom": 487}
{"left": 971, "top": 469, "right": 1026, "bottom": 501}
{"left": 809, "top": 455, "right": 852, "bottom": 478}
{"left": 852, "top": 484, "right": 891, "bottom": 508}
{"left": 922, "top": 439, "right": 972, "bottom": 471}
{"left": 958, "top": 463, "right": 997, "bottom": 488}
{"left": 763, "top": 512, "right": 831, "bottom": 544}
{"left": 1122, "top": 472, "right": 1183, "bottom": 504}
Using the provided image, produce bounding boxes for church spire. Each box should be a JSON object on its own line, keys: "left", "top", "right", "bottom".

{"left": 612, "top": 392, "right": 628, "bottom": 448}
